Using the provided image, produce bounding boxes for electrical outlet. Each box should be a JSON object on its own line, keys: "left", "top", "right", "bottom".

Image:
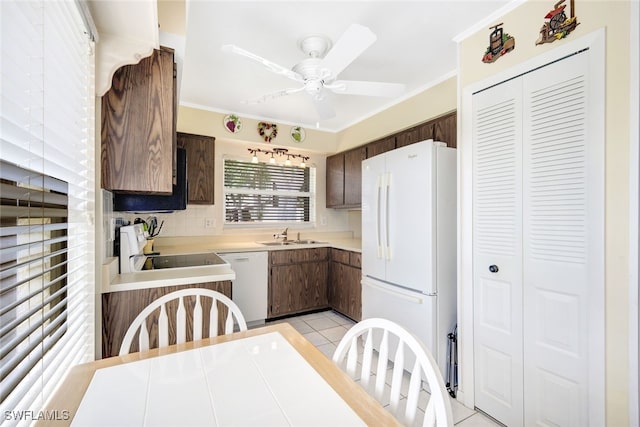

{"left": 204, "top": 218, "right": 215, "bottom": 228}
{"left": 320, "top": 216, "right": 327, "bottom": 226}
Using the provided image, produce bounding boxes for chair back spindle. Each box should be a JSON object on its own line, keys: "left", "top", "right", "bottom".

{"left": 120, "top": 289, "right": 247, "bottom": 356}
{"left": 333, "top": 318, "right": 453, "bottom": 427}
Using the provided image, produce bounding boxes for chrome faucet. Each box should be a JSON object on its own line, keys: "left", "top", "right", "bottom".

{"left": 274, "top": 227, "right": 288, "bottom": 241}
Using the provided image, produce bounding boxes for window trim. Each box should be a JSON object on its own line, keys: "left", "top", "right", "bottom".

{"left": 222, "top": 156, "right": 316, "bottom": 228}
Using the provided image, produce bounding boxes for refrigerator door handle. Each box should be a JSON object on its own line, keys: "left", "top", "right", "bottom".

{"left": 376, "top": 174, "right": 383, "bottom": 259}
{"left": 363, "top": 279, "right": 424, "bottom": 304}
{"left": 385, "top": 172, "right": 392, "bottom": 260}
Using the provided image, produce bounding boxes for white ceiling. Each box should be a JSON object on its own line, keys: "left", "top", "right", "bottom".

{"left": 178, "top": 1, "right": 513, "bottom": 132}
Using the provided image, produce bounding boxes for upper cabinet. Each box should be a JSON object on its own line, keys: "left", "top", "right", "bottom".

{"left": 326, "top": 111, "right": 456, "bottom": 209}
{"left": 433, "top": 112, "right": 457, "bottom": 148}
{"left": 396, "top": 111, "right": 457, "bottom": 149}
{"left": 396, "top": 121, "right": 434, "bottom": 148}
{"left": 366, "top": 136, "right": 396, "bottom": 158}
{"left": 177, "top": 132, "right": 215, "bottom": 205}
{"left": 326, "top": 146, "right": 366, "bottom": 209}
{"left": 101, "top": 47, "right": 177, "bottom": 194}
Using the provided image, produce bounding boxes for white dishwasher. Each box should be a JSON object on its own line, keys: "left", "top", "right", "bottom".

{"left": 219, "top": 251, "right": 268, "bottom": 327}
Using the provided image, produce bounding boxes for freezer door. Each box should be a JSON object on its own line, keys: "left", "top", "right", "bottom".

{"left": 362, "top": 153, "right": 387, "bottom": 282}
{"left": 384, "top": 141, "right": 437, "bottom": 294}
{"left": 361, "top": 278, "right": 444, "bottom": 376}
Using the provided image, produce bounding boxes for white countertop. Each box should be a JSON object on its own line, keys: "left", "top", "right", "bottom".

{"left": 154, "top": 237, "right": 362, "bottom": 255}
{"left": 101, "top": 258, "right": 236, "bottom": 294}
{"left": 102, "top": 236, "right": 361, "bottom": 294}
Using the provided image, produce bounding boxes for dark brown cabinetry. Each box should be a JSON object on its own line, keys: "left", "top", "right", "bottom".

{"left": 434, "top": 112, "right": 457, "bottom": 148}
{"left": 326, "top": 146, "right": 366, "bottom": 209}
{"left": 101, "top": 281, "right": 231, "bottom": 358}
{"left": 366, "top": 136, "right": 396, "bottom": 158}
{"left": 326, "top": 153, "right": 344, "bottom": 208}
{"left": 177, "top": 132, "right": 215, "bottom": 204}
{"left": 396, "top": 121, "right": 435, "bottom": 148}
{"left": 101, "top": 47, "right": 177, "bottom": 193}
{"left": 328, "top": 249, "right": 362, "bottom": 321}
{"left": 325, "top": 111, "right": 456, "bottom": 209}
{"left": 268, "top": 248, "right": 329, "bottom": 318}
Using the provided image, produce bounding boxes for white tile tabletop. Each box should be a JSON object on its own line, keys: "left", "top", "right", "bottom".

{"left": 72, "top": 332, "right": 366, "bottom": 426}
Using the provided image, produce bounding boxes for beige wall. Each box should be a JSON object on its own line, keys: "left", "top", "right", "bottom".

{"left": 457, "top": 1, "right": 632, "bottom": 425}
{"left": 178, "top": 105, "right": 339, "bottom": 153}
{"left": 166, "top": 105, "right": 349, "bottom": 237}
{"left": 336, "top": 76, "right": 457, "bottom": 152}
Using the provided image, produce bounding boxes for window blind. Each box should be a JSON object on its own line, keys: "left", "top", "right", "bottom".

{"left": 224, "top": 160, "right": 315, "bottom": 224}
{"left": 0, "top": 0, "right": 95, "bottom": 423}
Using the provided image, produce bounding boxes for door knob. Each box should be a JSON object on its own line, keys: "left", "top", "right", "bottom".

{"left": 489, "top": 265, "right": 499, "bottom": 273}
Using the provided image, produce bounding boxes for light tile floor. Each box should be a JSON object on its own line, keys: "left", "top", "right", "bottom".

{"left": 265, "top": 309, "right": 502, "bottom": 427}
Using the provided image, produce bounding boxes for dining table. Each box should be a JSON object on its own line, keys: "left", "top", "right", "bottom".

{"left": 37, "top": 322, "right": 401, "bottom": 426}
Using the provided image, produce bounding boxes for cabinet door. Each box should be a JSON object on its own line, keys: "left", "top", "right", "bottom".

{"left": 101, "top": 281, "right": 232, "bottom": 358}
{"left": 269, "top": 261, "right": 328, "bottom": 317}
{"left": 329, "top": 261, "right": 346, "bottom": 314}
{"left": 366, "top": 136, "right": 396, "bottom": 158}
{"left": 101, "top": 48, "right": 175, "bottom": 193}
{"left": 177, "top": 132, "right": 215, "bottom": 204}
{"left": 344, "top": 264, "right": 362, "bottom": 321}
{"left": 344, "top": 147, "right": 366, "bottom": 207}
{"left": 303, "top": 261, "right": 329, "bottom": 310}
{"left": 433, "top": 112, "right": 457, "bottom": 148}
{"left": 396, "top": 122, "right": 434, "bottom": 148}
{"left": 326, "top": 153, "right": 344, "bottom": 207}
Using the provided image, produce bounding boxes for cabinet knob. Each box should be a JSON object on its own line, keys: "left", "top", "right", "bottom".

{"left": 488, "top": 265, "right": 499, "bottom": 273}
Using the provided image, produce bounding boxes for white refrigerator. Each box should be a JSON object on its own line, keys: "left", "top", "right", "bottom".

{"left": 361, "top": 139, "right": 456, "bottom": 375}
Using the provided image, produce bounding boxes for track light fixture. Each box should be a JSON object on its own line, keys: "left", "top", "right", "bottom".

{"left": 247, "top": 148, "right": 310, "bottom": 168}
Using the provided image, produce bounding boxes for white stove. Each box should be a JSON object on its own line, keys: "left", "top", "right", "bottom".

{"left": 118, "top": 224, "right": 227, "bottom": 274}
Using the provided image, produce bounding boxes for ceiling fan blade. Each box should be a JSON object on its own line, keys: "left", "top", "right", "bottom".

{"left": 318, "top": 24, "right": 376, "bottom": 79}
{"left": 221, "top": 44, "right": 303, "bottom": 82}
{"left": 243, "top": 87, "right": 305, "bottom": 104}
{"left": 311, "top": 96, "right": 336, "bottom": 120}
{"left": 328, "top": 80, "right": 405, "bottom": 98}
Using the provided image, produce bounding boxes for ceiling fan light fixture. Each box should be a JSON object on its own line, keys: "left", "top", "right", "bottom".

{"left": 297, "top": 34, "right": 332, "bottom": 58}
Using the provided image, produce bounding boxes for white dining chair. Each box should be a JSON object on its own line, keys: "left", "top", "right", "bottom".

{"left": 119, "top": 288, "right": 248, "bottom": 356}
{"left": 332, "top": 318, "right": 453, "bottom": 427}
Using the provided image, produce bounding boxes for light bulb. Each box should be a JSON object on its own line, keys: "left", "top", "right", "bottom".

{"left": 285, "top": 156, "right": 291, "bottom": 166}
{"left": 299, "top": 161, "right": 306, "bottom": 168}
{"left": 269, "top": 156, "right": 275, "bottom": 164}
{"left": 251, "top": 155, "right": 258, "bottom": 163}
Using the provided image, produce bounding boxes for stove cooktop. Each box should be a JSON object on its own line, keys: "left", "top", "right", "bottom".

{"left": 142, "top": 252, "right": 227, "bottom": 271}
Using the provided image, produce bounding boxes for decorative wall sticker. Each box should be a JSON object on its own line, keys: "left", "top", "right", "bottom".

{"left": 482, "top": 23, "right": 515, "bottom": 63}
{"left": 536, "top": 0, "right": 579, "bottom": 45}
{"left": 290, "top": 126, "right": 306, "bottom": 143}
{"left": 223, "top": 114, "right": 242, "bottom": 133}
{"left": 257, "top": 122, "right": 278, "bottom": 143}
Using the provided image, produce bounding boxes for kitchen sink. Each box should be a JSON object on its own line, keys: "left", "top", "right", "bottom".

{"left": 258, "top": 241, "right": 297, "bottom": 246}
{"left": 257, "top": 240, "right": 327, "bottom": 246}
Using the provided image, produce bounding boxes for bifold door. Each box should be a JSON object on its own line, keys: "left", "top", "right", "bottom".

{"left": 473, "top": 49, "right": 604, "bottom": 426}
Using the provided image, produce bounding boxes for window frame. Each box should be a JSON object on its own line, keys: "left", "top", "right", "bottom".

{"left": 222, "top": 156, "right": 316, "bottom": 228}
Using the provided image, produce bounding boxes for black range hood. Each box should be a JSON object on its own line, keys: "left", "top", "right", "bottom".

{"left": 113, "top": 148, "right": 188, "bottom": 212}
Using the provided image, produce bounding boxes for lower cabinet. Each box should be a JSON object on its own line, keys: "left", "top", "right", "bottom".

{"left": 268, "top": 248, "right": 329, "bottom": 318}
{"left": 328, "top": 249, "right": 362, "bottom": 321}
{"left": 101, "top": 281, "right": 231, "bottom": 358}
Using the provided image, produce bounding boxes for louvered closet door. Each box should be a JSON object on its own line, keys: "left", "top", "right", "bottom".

{"left": 522, "top": 51, "right": 600, "bottom": 426}
{"left": 472, "top": 78, "right": 524, "bottom": 427}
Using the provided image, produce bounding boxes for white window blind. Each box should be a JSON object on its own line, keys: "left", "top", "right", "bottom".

{"left": 224, "top": 159, "right": 315, "bottom": 224}
{"left": 0, "top": 0, "right": 95, "bottom": 424}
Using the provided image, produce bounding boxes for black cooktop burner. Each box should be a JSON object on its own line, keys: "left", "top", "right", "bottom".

{"left": 143, "top": 253, "right": 227, "bottom": 270}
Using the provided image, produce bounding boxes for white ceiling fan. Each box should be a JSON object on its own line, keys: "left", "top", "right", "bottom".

{"left": 221, "top": 24, "right": 405, "bottom": 120}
